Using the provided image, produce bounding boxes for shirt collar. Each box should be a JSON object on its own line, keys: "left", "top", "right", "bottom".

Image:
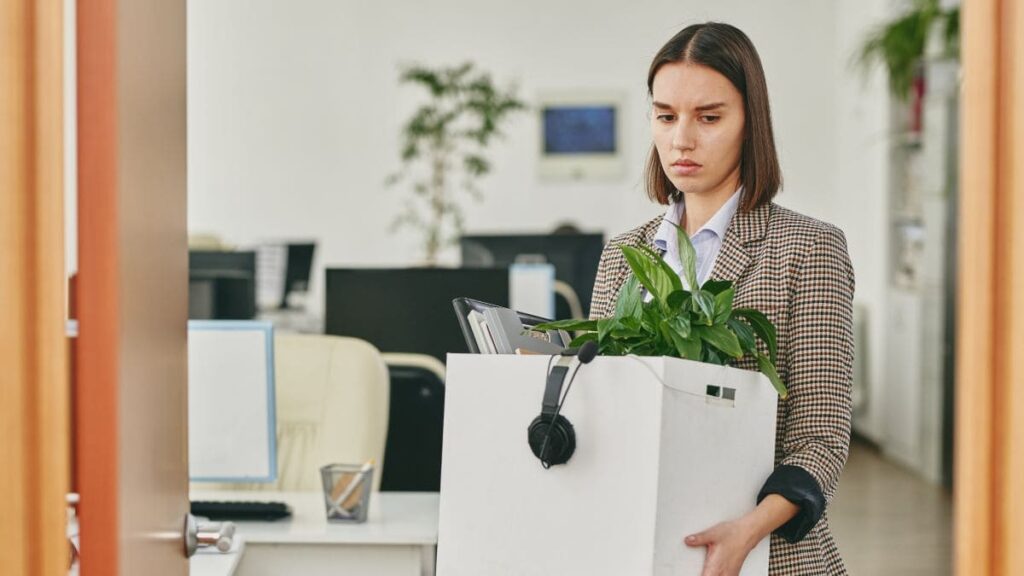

{"left": 653, "top": 187, "right": 743, "bottom": 250}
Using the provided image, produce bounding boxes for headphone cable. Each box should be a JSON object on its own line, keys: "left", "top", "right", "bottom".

{"left": 537, "top": 361, "right": 584, "bottom": 468}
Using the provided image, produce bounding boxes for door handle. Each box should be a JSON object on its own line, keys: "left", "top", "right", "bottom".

{"left": 184, "top": 514, "right": 236, "bottom": 557}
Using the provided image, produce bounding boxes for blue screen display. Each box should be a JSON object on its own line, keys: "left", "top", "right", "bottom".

{"left": 543, "top": 106, "right": 617, "bottom": 154}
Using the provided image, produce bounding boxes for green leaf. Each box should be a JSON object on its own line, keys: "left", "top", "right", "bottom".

{"left": 732, "top": 308, "right": 778, "bottom": 364}
{"left": 695, "top": 324, "right": 743, "bottom": 359}
{"left": 666, "top": 290, "right": 689, "bottom": 311}
{"left": 727, "top": 317, "right": 757, "bottom": 354}
{"left": 569, "top": 332, "right": 598, "bottom": 348}
{"left": 669, "top": 314, "right": 692, "bottom": 339}
{"left": 636, "top": 244, "right": 683, "bottom": 295}
{"left": 532, "top": 319, "right": 597, "bottom": 333}
{"left": 672, "top": 331, "right": 701, "bottom": 360}
{"left": 703, "top": 346, "right": 725, "bottom": 366}
{"left": 701, "top": 279, "right": 733, "bottom": 295}
{"left": 665, "top": 329, "right": 690, "bottom": 359}
{"left": 756, "top": 353, "right": 787, "bottom": 399}
{"left": 668, "top": 221, "right": 699, "bottom": 291}
{"left": 614, "top": 275, "right": 643, "bottom": 320}
{"left": 693, "top": 291, "right": 716, "bottom": 324}
{"left": 658, "top": 319, "right": 676, "bottom": 349}
{"left": 640, "top": 304, "right": 661, "bottom": 333}
{"left": 597, "top": 317, "right": 618, "bottom": 343}
{"left": 611, "top": 324, "right": 641, "bottom": 339}
{"left": 713, "top": 286, "right": 735, "bottom": 325}
{"left": 463, "top": 154, "right": 490, "bottom": 177}
{"left": 619, "top": 246, "right": 665, "bottom": 302}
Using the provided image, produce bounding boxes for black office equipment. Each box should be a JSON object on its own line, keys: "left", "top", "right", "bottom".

{"left": 379, "top": 363, "right": 446, "bottom": 492}
{"left": 190, "top": 500, "right": 292, "bottom": 521}
{"left": 324, "top": 267, "right": 509, "bottom": 363}
{"left": 460, "top": 233, "right": 604, "bottom": 318}
{"left": 281, "top": 242, "right": 315, "bottom": 308}
{"left": 528, "top": 341, "right": 599, "bottom": 468}
{"left": 189, "top": 250, "right": 257, "bottom": 320}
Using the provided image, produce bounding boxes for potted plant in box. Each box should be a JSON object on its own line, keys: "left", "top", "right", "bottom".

{"left": 535, "top": 222, "right": 786, "bottom": 398}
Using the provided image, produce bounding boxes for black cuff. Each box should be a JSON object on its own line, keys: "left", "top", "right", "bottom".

{"left": 756, "top": 464, "right": 826, "bottom": 543}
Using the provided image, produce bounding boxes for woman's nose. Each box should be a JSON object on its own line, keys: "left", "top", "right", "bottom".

{"left": 671, "top": 120, "right": 696, "bottom": 151}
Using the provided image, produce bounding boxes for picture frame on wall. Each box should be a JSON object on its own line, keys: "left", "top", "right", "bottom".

{"left": 537, "top": 91, "right": 625, "bottom": 181}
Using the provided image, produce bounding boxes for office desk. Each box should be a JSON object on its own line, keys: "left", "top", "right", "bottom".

{"left": 191, "top": 539, "right": 244, "bottom": 576}
{"left": 191, "top": 491, "right": 439, "bottom": 576}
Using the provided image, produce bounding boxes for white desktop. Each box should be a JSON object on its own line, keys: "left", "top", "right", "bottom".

{"left": 187, "top": 320, "right": 438, "bottom": 576}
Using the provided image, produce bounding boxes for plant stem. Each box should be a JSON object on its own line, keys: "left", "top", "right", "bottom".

{"left": 426, "top": 144, "right": 447, "bottom": 265}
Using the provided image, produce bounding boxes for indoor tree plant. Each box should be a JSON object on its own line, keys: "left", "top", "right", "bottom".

{"left": 855, "top": 0, "right": 960, "bottom": 99}
{"left": 534, "top": 223, "right": 787, "bottom": 398}
{"left": 387, "top": 62, "right": 526, "bottom": 265}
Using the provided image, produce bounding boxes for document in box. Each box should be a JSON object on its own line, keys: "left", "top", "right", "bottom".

{"left": 481, "top": 307, "right": 566, "bottom": 355}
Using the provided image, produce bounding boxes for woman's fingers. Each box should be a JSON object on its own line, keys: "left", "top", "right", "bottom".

{"left": 684, "top": 523, "right": 722, "bottom": 547}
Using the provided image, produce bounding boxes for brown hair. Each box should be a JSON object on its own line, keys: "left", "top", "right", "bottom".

{"left": 645, "top": 22, "right": 782, "bottom": 212}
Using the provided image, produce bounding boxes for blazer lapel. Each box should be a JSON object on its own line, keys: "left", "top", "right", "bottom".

{"left": 708, "top": 202, "right": 770, "bottom": 283}
{"left": 643, "top": 215, "right": 663, "bottom": 250}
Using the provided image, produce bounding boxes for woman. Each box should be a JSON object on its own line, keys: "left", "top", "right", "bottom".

{"left": 589, "top": 23, "right": 855, "bottom": 576}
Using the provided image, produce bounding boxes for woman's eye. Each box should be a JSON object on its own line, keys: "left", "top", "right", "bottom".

{"left": 700, "top": 115, "right": 720, "bottom": 123}
{"left": 657, "top": 114, "right": 675, "bottom": 122}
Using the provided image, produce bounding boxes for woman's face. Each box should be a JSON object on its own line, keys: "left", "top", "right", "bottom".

{"left": 650, "top": 62, "right": 745, "bottom": 200}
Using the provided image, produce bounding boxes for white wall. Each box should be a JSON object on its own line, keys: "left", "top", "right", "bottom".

{"left": 188, "top": 0, "right": 893, "bottom": 446}
{"left": 189, "top": 0, "right": 845, "bottom": 303}
{"left": 832, "top": 0, "right": 893, "bottom": 443}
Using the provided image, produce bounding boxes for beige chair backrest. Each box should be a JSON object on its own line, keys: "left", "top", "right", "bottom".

{"left": 197, "top": 333, "right": 389, "bottom": 493}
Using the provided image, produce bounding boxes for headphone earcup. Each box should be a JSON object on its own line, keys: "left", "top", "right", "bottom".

{"left": 527, "top": 414, "right": 576, "bottom": 466}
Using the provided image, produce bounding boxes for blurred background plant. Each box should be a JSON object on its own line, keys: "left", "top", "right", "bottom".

{"left": 855, "top": 0, "right": 960, "bottom": 99}
{"left": 387, "top": 62, "right": 526, "bottom": 264}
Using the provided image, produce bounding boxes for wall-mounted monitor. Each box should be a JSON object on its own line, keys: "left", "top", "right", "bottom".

{"left": 538, "top": 91, "right": 625, "bottom": 181}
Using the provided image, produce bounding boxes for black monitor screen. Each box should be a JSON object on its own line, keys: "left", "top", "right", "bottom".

{"left": 283, "top": 243, "right": 316, "bottom": 307}
{"left": 542, "top": 106, "right": 617, "bottom": 154}
{"left": 188, "top": 250, "right": 256, "bottom": 320}
{"left": 460, "top": 233, "right": 604, "bottom": 317}
{"left": 324, "top": 268, "right": 509, "bottom": 363}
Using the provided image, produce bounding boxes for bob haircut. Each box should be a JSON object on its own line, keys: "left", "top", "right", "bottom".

{"left": 645, "top": 22, "right": 782, "bottom": 212}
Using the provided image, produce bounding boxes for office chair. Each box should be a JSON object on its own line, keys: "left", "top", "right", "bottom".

{"left": 199, "top": 334, "right": 390, "bottom": 493}
{"left": 379, "top": 353, "right": 446, "bottom": 492}
{"left": 554, "top": 280, "right": 584, "bottom": 319}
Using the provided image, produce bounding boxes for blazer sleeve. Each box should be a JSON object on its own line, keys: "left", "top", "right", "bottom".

{"left": 588, "top": 241, "right": 623, "bottom": 320}
{"left": 758, "top": 225, "right": 856, "bottom": 542}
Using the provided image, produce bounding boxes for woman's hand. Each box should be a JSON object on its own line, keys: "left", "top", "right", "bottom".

{"left": 684, "top": 494, "right": 799, "bottom": 576}
{"left": 684, "top": 517, "right": 758, "bottom": 576}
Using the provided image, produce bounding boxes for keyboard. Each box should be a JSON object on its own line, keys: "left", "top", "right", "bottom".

{"left": 190, "top": 500, "right": 292, "bottom": 521}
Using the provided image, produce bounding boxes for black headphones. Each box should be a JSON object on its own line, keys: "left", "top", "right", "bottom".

{"left": 528, "top": 341, "right": 598, "bottom": 468}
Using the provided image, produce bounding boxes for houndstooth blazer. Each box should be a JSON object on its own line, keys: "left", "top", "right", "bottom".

{"left": 590, "top": 201, "right": 855, "bottom": 575}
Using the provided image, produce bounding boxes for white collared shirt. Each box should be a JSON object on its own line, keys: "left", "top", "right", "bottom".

{"left": 652, "top": 188, "right": 742, "bottom": 291}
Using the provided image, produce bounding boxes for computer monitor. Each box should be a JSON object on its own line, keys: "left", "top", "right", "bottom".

{"left": 254, "top": 242, "right": 316, "bottom": 310}
{"left": 283, "top": 243, "right": 315, "bottom": 308}
{"left": 188, "top": 320, "right": 277, "bottom": 483}
{"left": 189, "top": 250, "right": 257, "bottom": 320}
{"left": 324, "top": 267, "right": 510, "bottom": 363}
{"left": 460, "top": 233, "right": 604, "bottom": 318}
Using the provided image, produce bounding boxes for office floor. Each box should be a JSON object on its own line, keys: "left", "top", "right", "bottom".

{"left": 830, "top": 441, "right": 953, "bottom": 575}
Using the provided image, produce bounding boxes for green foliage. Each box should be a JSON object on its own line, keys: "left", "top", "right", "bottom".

{"left": 387, "top": 63, "right": 526, "bottom": 264}
{"left": 534, "top": 227, "right": 787, "bottom": 398}
{"left": 855, "top": 0, "right": 960, "bottom": 99}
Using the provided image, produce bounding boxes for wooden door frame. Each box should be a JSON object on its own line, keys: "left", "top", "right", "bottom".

{"left": 0, "top": 1, "right": 70, "bottom": 574}
{"left": 956, "top": 0, "right": 1024, "bottom": 573}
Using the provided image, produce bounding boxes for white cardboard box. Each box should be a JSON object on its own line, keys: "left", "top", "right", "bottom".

{"left": 437, "top": 354, "right": 778, "bottom": 576}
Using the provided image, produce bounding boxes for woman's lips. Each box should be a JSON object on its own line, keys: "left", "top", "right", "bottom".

{"left": 670, "top": 161, "right": 702, "bottom": 176}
